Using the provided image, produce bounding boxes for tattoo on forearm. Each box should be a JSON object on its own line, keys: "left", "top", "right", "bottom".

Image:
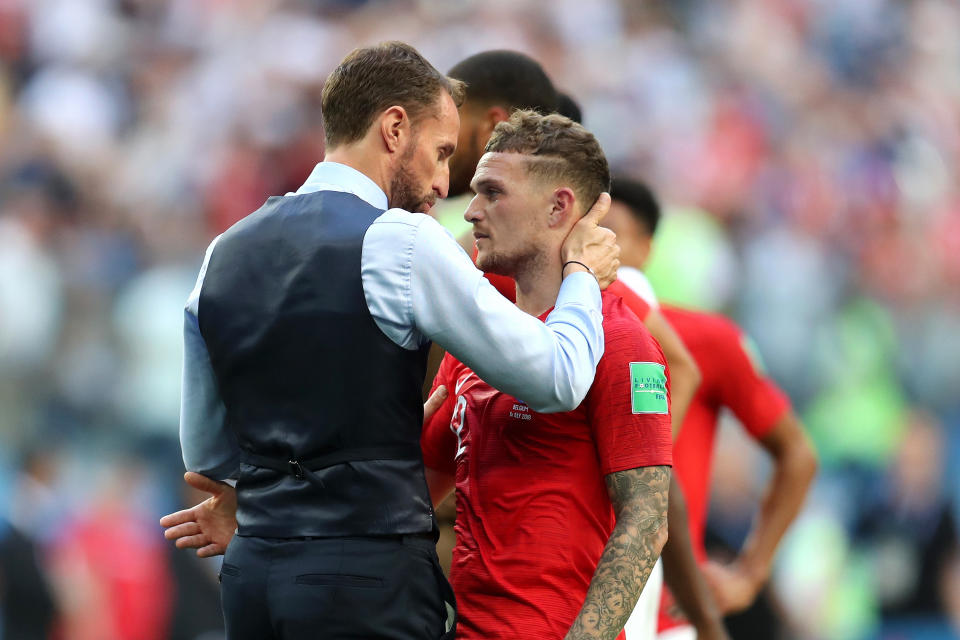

{"left": 565, "top": 466, "right": 670, "bottom": 640}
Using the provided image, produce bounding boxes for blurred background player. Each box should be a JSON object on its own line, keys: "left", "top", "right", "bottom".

{"left": 605, "top": 176, "right": 819, "bottom": 640}
{"left": 556, "top": 91, "right": 584, "bottom": 125}
{"left": 432, "top": 50, "right": 560, "bottom": 237}
{"left": 422, "top": 110, "right": 672, "bottom": 640}
{"left": 602, "top": 178, "right": 661, "bottom": 308}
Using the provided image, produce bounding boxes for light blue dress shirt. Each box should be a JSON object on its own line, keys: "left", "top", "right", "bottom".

{"left": 181, "top": 161, "right": 605, "bottom": 478}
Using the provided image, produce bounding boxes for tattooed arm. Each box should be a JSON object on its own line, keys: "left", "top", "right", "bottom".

{"left": 565, "top": 465, "right": 671, "bottom": 640}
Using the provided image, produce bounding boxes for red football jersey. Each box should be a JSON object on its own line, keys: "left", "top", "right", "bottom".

{"left": 656, "top": 305, "right": 791, "bottom": 631}
{"left": 422, "top": 292, "right": 673, "bottom": 640}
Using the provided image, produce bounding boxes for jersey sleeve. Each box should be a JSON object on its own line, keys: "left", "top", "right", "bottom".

{"left": 718, "top": 326, "right": 791, "bottom": 440}
{"left": 421, "top": 353, "right": 459, "bottom": 475}
{"left": 588, "top": 302, "right": 673, "bottom": 475}
{"left": 608, "top": 279, "right": 651, "bottom": 323}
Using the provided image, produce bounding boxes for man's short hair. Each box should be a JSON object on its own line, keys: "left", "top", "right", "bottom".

{"left": 448, "top": 50, "right": 559, "bottom": 115}
{"left": 486, "top": 110, "right": 610, "bottom": 209}
{"left": 556, "top": 91, "right": 583, "bottom": 124}
{"left": 321, "top": 41, "right": 465, "bottom": 148}
{"left": 611, "top": 175, "right": 661, "bottom": 235}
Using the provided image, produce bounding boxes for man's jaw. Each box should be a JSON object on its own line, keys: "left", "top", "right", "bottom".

{"left": 475, "top": 246, "right": 522, "bottom": 279}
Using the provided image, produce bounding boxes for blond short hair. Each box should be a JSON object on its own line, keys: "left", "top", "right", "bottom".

{"left": 485, "top": 110, "right": 610, "bottom": 208}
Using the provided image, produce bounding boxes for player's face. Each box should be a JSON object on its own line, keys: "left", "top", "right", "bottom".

{"left": 465, "top": 152, "right": 551, "bottom": 277}
{"left": 603, "top": 199, "right": 652, "bottom": 267}
{"left": 389, "top": 91, "right": 459, "bottom": 215}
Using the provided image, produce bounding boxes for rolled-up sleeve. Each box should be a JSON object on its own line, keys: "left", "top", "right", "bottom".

{"left": 180, "top": 237, "right": 242, "bottom": 479}
{"left": 407, "top": 215, "right": 604, "bottom": 412}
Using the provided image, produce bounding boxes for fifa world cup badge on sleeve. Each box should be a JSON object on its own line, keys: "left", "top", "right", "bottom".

{"left": 629, "top": 362, "right": 668, "bottom": 414}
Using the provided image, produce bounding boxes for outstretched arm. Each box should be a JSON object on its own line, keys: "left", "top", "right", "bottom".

{"left": 565, "top": 466, "right": 670, "bottom": 640}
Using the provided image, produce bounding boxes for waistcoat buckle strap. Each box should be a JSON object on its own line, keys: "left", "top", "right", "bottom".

{"left": 242, "top": 444, "right": 421, "bottom": 481}
{"left": 288, "top": 459, "right": 305, "bottom": 480}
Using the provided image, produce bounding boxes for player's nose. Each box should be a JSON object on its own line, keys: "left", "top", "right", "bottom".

{"left": 464, "top": 196, "right": 483, "bottom": 223}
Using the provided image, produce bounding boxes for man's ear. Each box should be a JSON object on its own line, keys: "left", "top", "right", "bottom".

{"left": 479, "top": 105, "right": 510, "bottom": 139}
{"left": 637, "top": 235, "right": 654, "bottom": 267}
{"left": 548, "top": 187, "right": 577, "bottom": 229}
{"left": 380, "top": 105, "right": 409, "bottom": 154}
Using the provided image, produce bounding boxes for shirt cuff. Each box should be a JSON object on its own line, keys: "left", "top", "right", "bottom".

{"left": 556, "top": 270, "right": 602, "bottom": 309}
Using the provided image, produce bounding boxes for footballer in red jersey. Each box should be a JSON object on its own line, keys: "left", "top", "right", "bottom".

{"left": 422, "top": 292, "right": 672, "bottom": 640}
{"left": 419, "top": 111, "right": 673, "bottom": 640}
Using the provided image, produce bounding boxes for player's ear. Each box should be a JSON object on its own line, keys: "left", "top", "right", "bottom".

{"left": 637, "top": 235, "right": 653, "bottom": 267}
{"left": 547, "top": 187, "right": 577, "bottom": 229}
{"left": 481, "top": 105, "right": 510, "bottom": 137}
{"left": 380, "top": 105, "right": 409, "bottom": 154}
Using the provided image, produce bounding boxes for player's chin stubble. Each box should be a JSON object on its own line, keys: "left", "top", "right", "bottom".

{"left": 477, "top": 246, "right": 543, "bottom": 280}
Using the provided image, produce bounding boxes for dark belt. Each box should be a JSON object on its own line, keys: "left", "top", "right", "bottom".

{"left": 242, "top": 444, "right": 422, "bottom": 489}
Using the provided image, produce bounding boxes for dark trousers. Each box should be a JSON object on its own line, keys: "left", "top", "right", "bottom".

{"left": 220, "top": 533, "right": 456, "bottom": 639}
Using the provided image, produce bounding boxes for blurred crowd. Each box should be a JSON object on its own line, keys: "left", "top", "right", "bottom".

{"left": 0, "top": 0, "right": 957, "bottom": 638}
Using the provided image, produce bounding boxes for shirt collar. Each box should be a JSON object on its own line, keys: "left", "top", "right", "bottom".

{"left": 294, "top": 161, "right": 389, "bottom": 210}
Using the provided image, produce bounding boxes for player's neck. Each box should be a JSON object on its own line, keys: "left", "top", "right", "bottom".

{"left": 622, "top": 256, "right": 645, "bottom": 271}
{"left": 514, "top": 254, "right": 563, "bottom": 318}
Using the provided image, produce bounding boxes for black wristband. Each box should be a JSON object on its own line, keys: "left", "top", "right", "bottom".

{"left": 562, "top": 260, "right": 593, "bottom": 276}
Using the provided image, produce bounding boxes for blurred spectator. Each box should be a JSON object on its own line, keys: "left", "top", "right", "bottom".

{"left": 48, "top": 460, "right": 173, "bottom": 640}
{"left": 805, "top": 298, "right": 907, "bottom": 469}
{"left": 0, "top": 516, "right": 57, "bottom": 639}
{"left": 942, "top": 555, "right": 960, "bottom": 635}
{"left": 854, "top": 412, "right": 958, "bottom": 636}
{"left": 167, "top": 478, "right": 224, "bottom": 640}
{"left": 8, "top": 446, "right": 65, "bottom": 546}
{"left": 0, "top": 162, "right": 67, "bottom": 379}
{"left": 643, "top": 205, "right": 738, "bottom": 311}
